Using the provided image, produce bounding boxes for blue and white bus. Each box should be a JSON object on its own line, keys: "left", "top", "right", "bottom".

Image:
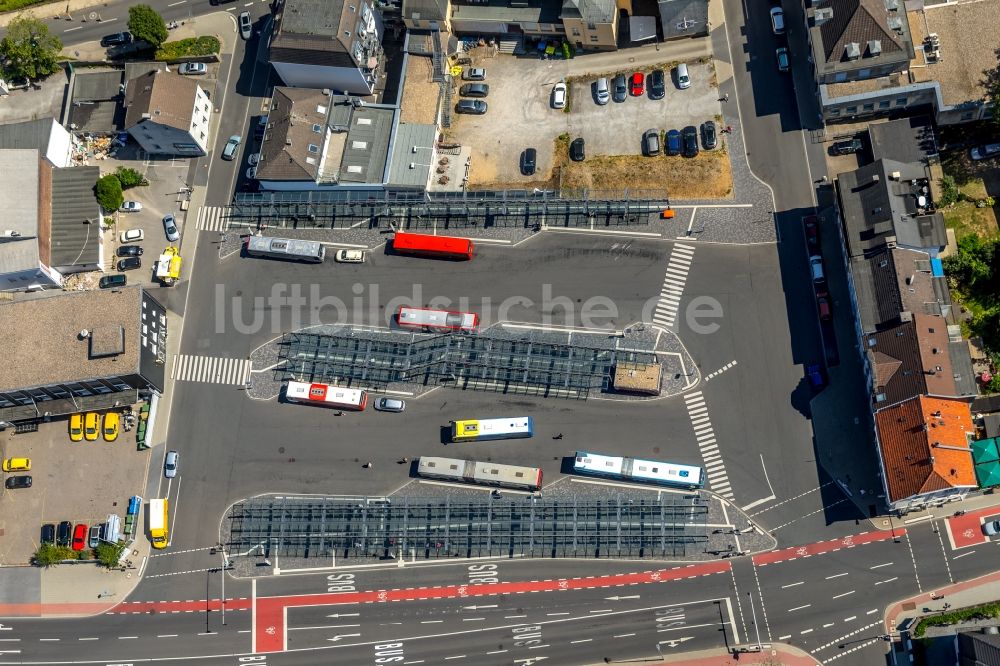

{"left": 450, "top": 417, "right": 534, "bottom": 443}
{"left": 573, "top": 451, "right": 704, "bottom": 490}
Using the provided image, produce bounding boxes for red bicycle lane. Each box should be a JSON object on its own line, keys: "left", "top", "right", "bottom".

{"left": 752, "top": 528, "right": 906, "bottom": 567}
{"left": 944, "top": 506, "right": 1000, "bottom": 550}
{"left": 252, "top": 560, "right": 733, "bottom": 653}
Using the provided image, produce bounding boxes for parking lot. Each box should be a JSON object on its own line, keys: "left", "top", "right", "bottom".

{"left": 446, "top": 55, "right": 724, "bottom": 189}
{"left": 0, "top": 417, "right": 150, "bottom": 565}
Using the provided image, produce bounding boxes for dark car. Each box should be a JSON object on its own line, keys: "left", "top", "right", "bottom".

{"left": 648, "top": 69, "right": 665, "bottom": 100}
{"left": 5, "top": 475, "right": 31, "bottom": 489}
{"left": 456, "top": 99, "right": 487, "bottom": 115}
{"left": 41, "top": 523, "right": 55, "bottom": 545}
{"left": 829, "top": 138, "right": 863, "bottom": 156}
{"left": 100, "top": 31, "right": 132, "bottom": 48}
{"left": 700, "top": 121, "right": 717, "bottom": 150}
{"left": 665, "top": 129, "right": 682, "bottom": 156}
{"left": 116, "top": 245, "right": 143, "bottom": 257}
{"left": 612, "top": 74, "right": 627, "bottom": 103}
{"left": 806, "top": 363, "right": 826, "bottom": 390}
{"left": 521, "top": 148, "right": 537, "bottom": 176}
{"left": 56, "top": 521, "right": 72, "bottom": 547}
{"left": 459, "top": 83, "right": 489, "bottom": 98}
{"left": 117, "top": 257, "right": 142, "bottom": 271}
{"left": 817, "top": 294, "right": 831, "bottom": 320}
{"left": 642, "top": 129, "right": 660, "bottom": 157}
{"left": 803, "top": 215, "right": 820, "bottom": 248}
{"left": 570, "top": 138, "right": 585, "bottom": 162}
{"left": 98, "top": 274, "right": 127, "bottom": 289}
{"left": 682, "top": 125, "right": 699, "bottom": 158}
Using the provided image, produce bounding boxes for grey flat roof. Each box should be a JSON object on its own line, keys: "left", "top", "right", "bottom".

{"left": 49, "top": 166, "right": 100, "bottom": 268}
{"left": 0, "top": 287, "right": 143, "bottom": 392}
{"left": 0, "top": 119, "right": 56, "bottom": 154}
{"left": 658, "top": 0, "right": 709, "bottom": 39}
{"left": 280, "top": 0, "right": 347, "bottom": 37}
{"left": 386, "top": 122, "right": 437, "bottom": 188}
{"left": 336, "top": 100, "right": 393, "bottom": 184}
{"left": 68, "top": 99, "right": 122, "bottom": 133}
{"left": 0, "top": 150, "right": 41, "bottom": 274}
{"left": 72, "top": 70, "right": 124, "bottom": 102}
{"left": 869, "top": 116, "right": 938, "bottom": 164}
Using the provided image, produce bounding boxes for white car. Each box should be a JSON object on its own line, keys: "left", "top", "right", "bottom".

{"left": 119, "top": 228, "right": 144, "bottom": 243}
{"left": 770, "top": 6, "right": 785, "bottom": 35}
{"left": 248, "top": 153, "right": 260, "bottom": 165}
{"left": 120, "top": 201, "right": 143, "bottom": 213}
{"left": 809, "top": 255, "right": 825, "bottom": 282}
{"left": 970, "top": 143, "right": 1000, "bottom": 161}
{"left": 552, "top": 82, "right": 567, "bottom": 109}
{"left": 983, "top": 520, "right": 1000, "bottom": 536}
{"left": 334, "top": 249, "right": 366, "bottom": 263}
{"left": 239, "top": 11, "right": 252, "bottom": 40}
{"left": 164, "top": 450, "right": 178, "bottom": 478}
{"left": 178, "top": 62, "right": 207, "bottom": 76}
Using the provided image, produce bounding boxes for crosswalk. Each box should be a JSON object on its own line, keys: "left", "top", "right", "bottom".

{"left": 683, "top": 390, "right": 733, "bottom": 500}
{"left": 196, "top": 206, "right": 228, "bottom": 232}
{"left": 171, "top": 354, "right": 251, "bottom": 386}
{"left": 651, "top": 243, "right": 695, "bottom": 329}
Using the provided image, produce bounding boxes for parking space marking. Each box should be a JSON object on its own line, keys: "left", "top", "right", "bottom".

{"left": 172, "top": 354, "right": 251, "bottom": 386}
{"left": 683, "top": 391, "right": 733, "bottom": 500}
{"left": 651, "top": 244, "right": 695, "bottom": 329}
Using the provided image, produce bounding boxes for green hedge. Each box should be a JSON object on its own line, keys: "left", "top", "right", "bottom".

{"left": 0, "top": 0, "right": 48, "bottom": 12}
{"left": 913, "top": 601, "right": 1000, "bottom": 637}
{"left": 154, "top": 36, "right": 220, "bottom": 61}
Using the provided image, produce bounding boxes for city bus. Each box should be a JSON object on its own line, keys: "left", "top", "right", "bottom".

{"left": 417, "top": 456, "right": 543, "bottom": 491}
{"left": 148, "top": 498, "right": 168, "bottom": 550}
{"left": 450, "top": 417, "right": 534, "bottom": 443}
{"left": 573, "top": 451, "right": 704, "bottom": 490}
{"left": 391, "top": 231, "right": 474, "bottom": 261}
{"left": 397, "top": 306, "right": 479, "bottom": 333}
{"left": 244, "top": 236, "right": 326, "bottom": 263}
{"left": 284, "top": 381, "right": 368, "bottom": 411}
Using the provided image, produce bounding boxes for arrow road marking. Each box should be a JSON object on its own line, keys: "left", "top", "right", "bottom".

{"left": 288, "top": 624, "right": 360, "bottom": 631}
{"left": 462, "top": 604, "right": 497, "bottom": 610}
{"left": 658, "top": 636, "right": 694, "bottom": 648}
{"left": 327, "top": 633, "right": 362, "bottom": 642}
{"left": 326, "top": 613, "right": 359, "bottom": 618}
{"left": 605, "top": 595, "right": 641, "bottom": 601}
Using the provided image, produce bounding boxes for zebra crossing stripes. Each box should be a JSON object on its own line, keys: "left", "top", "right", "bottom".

{"left": 683, "top": 390, "right": 734, "bottom": 500}
{"left": 196, "top": 206, "right": 227, "bottom": 232}
{"left": 651, "top": 244, "right": 695, "bottom": 330}
{"left": 171, "top": 354, "right": 251, "bottom": 386}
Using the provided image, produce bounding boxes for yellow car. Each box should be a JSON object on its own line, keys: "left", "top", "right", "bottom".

{"left": 103, "top": 412, "right": 120, "bottom": 442}
{"left": 84, "top": 412, "right": 101, "bottom": 441}
{"left": 69, "top": 413, "right": 84, "bottom": 442}
{"left": 2, "top": 458, "right": 31, "bottom": 472}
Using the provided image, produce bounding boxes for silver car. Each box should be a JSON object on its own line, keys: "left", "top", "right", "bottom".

{"left": 374, "top": 397, "right": 406, "bottom": 413}
{"left": 164, "top": 450, "right": 179, "bottom": 478}
{"left": 239, "top": 11, "right": 253, "bottom": 40}
{"left": 178, "top": 62, "right": 207, "bottom": 76}
{"left": 594, "top": 77, "right": 610, "bottom": 105}
{"left": 984, "top": 520, "right": 1000, "bottom": 536}
{"left": 163, "top": 213, "right": 180, "bottom": 242}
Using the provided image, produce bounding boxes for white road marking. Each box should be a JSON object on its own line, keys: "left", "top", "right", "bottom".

{"left": 869, "top": 562, "right": 893, "bottom": 569}
{"left": 831, "top": 591, "right": 855, "bottom": 599}
{"left": 789, "top": 604, "right": 811, "bottom": 612}
{"left": 825, "top": 572, "right": 848, "bottom": 579}
{"left": 781, "top": 581, "right": 804, "bottom": 588}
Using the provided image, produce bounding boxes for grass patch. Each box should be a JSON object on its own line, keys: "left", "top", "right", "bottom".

{"left": 154, "top": 36, "right": 220, "bottom": 61}
{"left": 941, "top": 176, "right": 999, "bottom": 240}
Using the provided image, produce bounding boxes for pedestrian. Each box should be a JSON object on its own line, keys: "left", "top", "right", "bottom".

{"left": 399, "top": 457, "right": 409, "bottom": 464}
{"left": 365, "top": 461, "right": 373, "bottom": 469}
{"left": 553, "top": 433, "right": 563, "bottom": 440}
{"left": 720, "top": 93, "right": 729, "bottom": 102}
{"left": 335, "top": 411, "right": 344, "bottom": 416}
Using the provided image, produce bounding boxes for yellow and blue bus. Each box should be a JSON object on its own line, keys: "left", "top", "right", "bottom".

{"left": 449, "top": 417, "right": 534, "bottom": 443}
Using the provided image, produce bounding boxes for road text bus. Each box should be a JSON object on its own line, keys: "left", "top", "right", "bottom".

{"left": 285, "top": 381, "right": 368, "bottom": 411}
{"left": 573, "top": 451, "right": 704, "bottom": 489}
{"left": 450, "top": 416, "right": 534, "bottom": 443}
{"left": 244, "top": 236, "right": 326, "bottom": 263}
{"left": 417, "top": 456, "right": 542, "bottom": 491}
{"left": 397, "top": 306, "right": 479, "bottom": 333}
{"left": 391, "top": 231, "right": 474, "bottom": 261}
{"left": 149, "top": 498, "right": 168, "bottom": 549}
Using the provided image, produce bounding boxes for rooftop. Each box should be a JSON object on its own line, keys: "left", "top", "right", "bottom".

{"left": 0, "top": 150, "right": 41, "bottom": 275}
{"left": 0, "top": 119, "right": 61, "bottom": 156}
{"left": 279, "top": 0, "right": 351, "bottom": 38}
{"left": 0, "top": 287, "right": 143, "bottom": 392}
{"left": 868, "top": 116, "right": 938, "bottom": 164}
{"left": 451, "top": 0, "right": 562, "bottom": 24}
{"left": 399, "top": 55, "right": 440, "bottom": 126}
{"left": 811, "top": 0, "right": 913, "bottom": 72}
{"left": 257, "top": 87, "right": 329, "bottom": 182}
{"left": 124, "top": 69, "right": 200, "bottom": 131}
{"left": 68, "top": 70, "right": 126, "bottom": 133}
{"left": 386, "top": 122, "right": 438, "bottom": 189}
{"left": 562, "top": 0, "right": 616, "bottom": 24}
{"left": 49, "top": 166, "right": 101, "bottom": 268}
{"left": 271, "top": 0, "right": 380, "bottom": 69}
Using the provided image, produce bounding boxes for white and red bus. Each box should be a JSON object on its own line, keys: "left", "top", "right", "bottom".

{"left": 397, "top": 306, "right": 479, "bottom": 333}
{"left": 284, "top": 381, "right": 368, "bottom": 411}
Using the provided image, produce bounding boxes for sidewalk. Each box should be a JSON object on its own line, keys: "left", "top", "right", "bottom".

{"left": 885, "top": 569, "right": 1000, "bottom": 635}
{"left": 587, "top": 645, "right": 821, "bottom": 666}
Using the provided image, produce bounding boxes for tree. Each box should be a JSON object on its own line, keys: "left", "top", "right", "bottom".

{"left": 32, "top": 543, "right": 77, "bottom": 567}
{"left": 95, "top": 542, "right": 125, "bottom": 569}
{"left": 0, "top": 13, "right": 62, "bottom": 81}
{"left": 114, "top": 166, "right": 148, "bottom": 189}
{"left": 128, "top": 5, "right": 168, "bottom": 48}
{"left": 94, "top": 174, "right": 124, "bottom": 213}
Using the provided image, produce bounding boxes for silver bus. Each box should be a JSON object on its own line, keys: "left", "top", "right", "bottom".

{"left": 244, "top": 236, "right": 325, "bottom": 263}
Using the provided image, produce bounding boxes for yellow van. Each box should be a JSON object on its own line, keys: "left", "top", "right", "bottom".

{"left": 69, "top": 414, "right": 84, "bottom": 442}
{"left": 84, "top": 412, "right": 101, "bottom": 441}
{"left": 2, "top": 458, "right": 31, "bottom": 472}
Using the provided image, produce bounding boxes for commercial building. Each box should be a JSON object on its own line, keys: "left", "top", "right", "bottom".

{"left": 124, "top": 68, "right": 212, "bottom": 157}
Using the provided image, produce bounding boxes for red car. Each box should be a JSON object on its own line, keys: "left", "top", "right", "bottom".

{"left": 803, "top": 215, "right": 820, "bottom": 248}
{"left": 630, "top": 72, "right": 644, "bottom": 96}
{"left": 72, "top": 523, "right": 88, "bottom": 551}
{"left": 816, "top": 292, "right": 831, "bottom": 320}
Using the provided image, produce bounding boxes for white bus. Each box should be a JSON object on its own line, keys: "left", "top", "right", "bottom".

{"left": 397, "top": 307, "right": 479, "bottom": 333}
{"left": 244, "top": 236, "right": 325, "bottom": 263}
{"left": 573, "top": 451, "right": 704, "bottom": 489}
{"left": 284, "top": 381, "right": 368, "bottom": 411}
{"left": 449, "top": 417, "right": 535, "bottom": 443}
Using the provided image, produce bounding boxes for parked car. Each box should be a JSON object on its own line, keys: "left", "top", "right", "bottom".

{"left": 2, "top": 457, "right": 30, "bottom": 472}
{"left": 521, "top": 148, "right": 537, "bottom": 176}
{"left": 72, "top": 524, "right": 88, "bottom": 551}
{"left": 119, "top": 228, "right": 144, "bottom": 243}
{"left": 248, "top": 153, "right": 260, "bottom": 165}
{"left": 806, "top": 363, "right": 826, "bottom": 390}
{"left": 700, "top": 121, "right": 717, "bottom": 150}
{"left": 809, "top": 255, "right": 825, "bottom": 282}
{"left": 103, "top": 412, "right": 119, "bottom": 442}
{"left": 374, "top": 397, "right": 406, "bottom": 413}
{"left": 776, "top": 47, "right": 790, "bottom": 73}
{"left": 674, "top": 63, "right": 690, "bottom": 90}
{"left": 630, "top": 71, "right": 644, "bottom": 96}
{"left": 84, "top": 412, "right": 101, "bottom": 441}
{"left": 334, "top": 249, "right": 366, "bottom": 263}
{"left": 456, "top": 99, "right": 487, "bottom": 114}
{"left": 254, "top": 115, "right": 268, "bottom": 140}
{"left": 57, "top": 521, "right": 72, "bottom": 547}
{"left": 99, "top": 274, "right": 127, "bottom": 289}
{"left": 970, "top": 143, "right": 1000, "bottom": 161}
{"left": 642, "top": 129, "right": 661, "bottom": 157}
{"left": 246, "top": 166, "right": 257, "bottom": 180}
{"left": 612, "top": 74, "right": 627, "bottom": 103}
{"left": 570, "top": 138, "right": 585, "bottom": 162}
{"left": 648, "top": 69, "right": 665, "bottom": 99}
{"left": 178, "top": 62, "right": 208, "bottom": 76}
{"left": 551, "top": 82, "right": 567, "bottom": 109}
{"left": 119, "top": 201, "right": 143, "bottom": 213}
{"left": 665, "top": 129, "right": 682, "bottom": 156}
{"left": 817, "top": 293, "right": 831, "bottom": 320}
{"left": 69, "top": 413, "right": 84, "bottom": 442}
{"left": 222, "top": 134, "right": 241, "bottom": 161}
{"left": 41, "top": 524, "right": 56, "bottom": 545}
{"left": 239, "top": 11, "right": 253, "bottom": 39}
{"left": 829, "top": 138, "right": 863, "bottom": 156}
{"left": 459, "top": 83, "right": 489, "bottom": 98}
{"left": 983, "top": 520, "right": 1000, "bottom": 536}
{"left": 594, "top": 77, "right": 610, "bottom": 105}
{"left": 163, "top": 213, "right": 180, "bottom": 242}
{"left": 117, "top": 256, "right": 142, "bottom": 271}
{"left": 804, "top": 215, "right": 820, "bottom": 248}
{"left": 770, "top": 6, "right": 785, "bottom": 34}
{"left": 164, "top": 450, "right": 179, "bottom": 478}
{"left": 88, "top": 525, "right": 101, "bottom": 549}
{"left": 682, "top": 125, "right": 699, "bottom": 158}
{"left": 5, "top": 476, "right": 31, "bottom": 489}
{"left": 100, "top": 31, "right": 132, "bottom": 48}
{"left": 116, "top": 245, "right": 143, "bottom": 257}
{"left": 462, "top": 67, "right": 486, "bottom": 81}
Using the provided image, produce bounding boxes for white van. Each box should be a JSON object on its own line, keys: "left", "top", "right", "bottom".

{"left": 675, "top": 63, "right": 691, "bottom": 90}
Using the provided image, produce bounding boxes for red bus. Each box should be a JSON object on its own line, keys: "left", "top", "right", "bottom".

{"left": 284, "top": 381, "right": 368, "bottom": 411}
{"left": 397, "top": 306, "right": 479, "bottom": 332}
{"left": 391, "top": 232, "right": 474, "bottom": 261}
